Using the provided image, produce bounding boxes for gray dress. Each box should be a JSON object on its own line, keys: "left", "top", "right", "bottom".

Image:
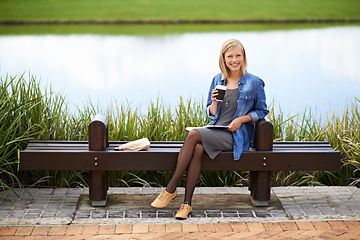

{"left": 197, "top": 88, "right": 239, "bottom": 159}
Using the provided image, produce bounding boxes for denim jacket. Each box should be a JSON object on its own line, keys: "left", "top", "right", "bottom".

{"left": 205, "top": 71, "right": 269, "bottom": 160}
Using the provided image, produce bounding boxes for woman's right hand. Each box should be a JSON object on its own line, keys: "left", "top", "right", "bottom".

{"left": 209, "top": 88, "right": 219, "bottom": 116}
{"left": 211, "top": 88, "right": 219, "bottom": 103}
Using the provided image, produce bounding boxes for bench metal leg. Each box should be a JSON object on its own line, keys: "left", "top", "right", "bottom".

{"left": 250, "top": 171, "right": 271, "bottom": 207}
{"left": 89, "top": 170, "right": 109, "bottom": 207}
{"left": 248, "top": 171, "right": 254, "bottom": 193}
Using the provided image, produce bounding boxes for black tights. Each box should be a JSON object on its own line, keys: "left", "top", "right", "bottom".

{"left": 165, "top": 130, "right": 204, "bottom": 205}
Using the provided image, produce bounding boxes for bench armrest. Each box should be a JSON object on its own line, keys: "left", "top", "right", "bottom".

{"left": 253, "top": 118, "right": 273, "bottom": 151}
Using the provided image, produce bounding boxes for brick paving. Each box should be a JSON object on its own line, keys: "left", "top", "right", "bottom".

{"left": 0, "top": 186, "right": 359, "bottom": 239}
{"left": 0, "top": 221, "right": 359, "bottom": 239}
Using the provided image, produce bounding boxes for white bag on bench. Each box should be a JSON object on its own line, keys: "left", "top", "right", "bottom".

{"left": 115, "top": 138, "right": 150, "bottom": 151}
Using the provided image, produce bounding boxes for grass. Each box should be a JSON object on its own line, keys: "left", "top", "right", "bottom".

{"left": 267, "top": 101, "right": 360, "bottom": 186}
{"left": 0, "top": 73, "right": 66, "bottom": 200}
{"left": 0, "top": 73, "right": 359, "bottom": 195}
{"left": 1, "top": 0, "right": 359, "bottom": 36}
{"left": 0, "top": 0, "right": 359, "bottom": 21}
{"left": 1, "top": 23, "right": 360, "bottom": 36}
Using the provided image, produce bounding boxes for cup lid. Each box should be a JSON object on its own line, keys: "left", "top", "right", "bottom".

{"left": 215, "top": 85, "right": 226, "bottom": 90}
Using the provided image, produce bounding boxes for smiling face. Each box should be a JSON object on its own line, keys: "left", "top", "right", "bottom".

{"left": 219, "top": 39, "right": 247, "bottom": 79}
{"left": 224, "top": 46, "right": 244, "bottom": 73}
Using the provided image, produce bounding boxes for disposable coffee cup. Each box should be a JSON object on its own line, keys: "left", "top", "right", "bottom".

{"left": 215, "top": 85, "right": 226, "bottom": 101}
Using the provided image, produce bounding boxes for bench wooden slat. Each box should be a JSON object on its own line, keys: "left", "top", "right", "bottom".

{"left": 23, "top": 147, "right": 336, "bottom": 153}
{"left": 26, "top": 140, "right": 333, "bottom": 145}
{"left": 22, "top": 140, "right": 338, "bottom": 151}
{"left": 25, "top": 141, "right": 88, "bottom": 145}
{"left": 25, "top": 141, "right": 335, "bottom": 149}
{"left": 25, "top": 142, "right": 88, "bottom": 150}
{"left": 24, "top": 147, "right": 88, "bottom": 151}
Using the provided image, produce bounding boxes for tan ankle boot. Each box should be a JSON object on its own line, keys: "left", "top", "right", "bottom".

{"left": 151, "top": 189, "right": 177, "bottom": 208}
{"left": 175, "top": 202, "right": 192, "bottom": 220}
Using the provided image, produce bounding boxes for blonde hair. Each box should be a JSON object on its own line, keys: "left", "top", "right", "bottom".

{"left": 219, "top": 39, "right": 247, "bottom": 80}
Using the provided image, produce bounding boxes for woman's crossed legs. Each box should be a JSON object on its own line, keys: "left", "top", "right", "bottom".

{"left": 166, "top": 129, "right": 204, "bottom": 205}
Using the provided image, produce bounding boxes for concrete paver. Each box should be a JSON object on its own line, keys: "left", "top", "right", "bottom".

{"left": 230, "top": 222, "right": 249, "bottom": 232}
{"left": 197, "top": 223, "right": 216, "bottom": 232}
{"left": 247, "top": 222, "right": 265, "bottom": 232}
{"left": 82, "top": 225, "right": 99, "bottom": 235}
{"left": 30, "top": 226, "right": 50, "bottom": 236}
{"left": 115, "top": 224, "right": 132, "bottom": 234}
{"left": 344, "top": 220, "right": 360, "bottom": 229}
{"left": 263, "top": 222, "right": 283, "bottom": 232}
{"left": 148, "top": 224, "right": 166, "bottom": 233}
{"left": 14, "top": 226, "right": 33, "bottom": 236}
{"left": 279, "top": 221, "right": 299, "bottom": 231}
{"left": 295, "top": 221, "right": 315, "bottom": 230}
{"left": 165, "top": 223, "right": 182, "bottom": 233}
{"left": 47, "top": 225, "right": 67, "bottom": 236}
{"left": 182, "top": 223, "right": 199, "bottom": 232}
{"left": 312, "top": 221, "right": 332, "bottom": 230}
{"left": 65, "top": 225, "right": 83, "bottom": 235}
{"left": 0, "top": 227, "right": 17, "bottom": 236}
{"left": 98, "top": 224, "right": 116, "bottom": 234}
{"left": 132, "top": 224, "right": 148, "bottom": 233}
{"left": 214, "top": 222, "right": 233, "bottom": 232}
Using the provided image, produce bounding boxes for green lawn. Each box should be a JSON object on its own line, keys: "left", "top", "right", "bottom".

{"left": 2, "top": 22, "right": 358, "bottom": 36}
{"left": 0, "top": 0, "right": 359, "bottom": 21}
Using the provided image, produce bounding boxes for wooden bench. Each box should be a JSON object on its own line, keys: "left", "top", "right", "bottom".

{"left": 20, "top": 114, "right": 341, "bottom": 207}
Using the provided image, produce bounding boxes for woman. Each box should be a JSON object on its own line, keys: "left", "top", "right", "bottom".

{"left": 151, "top": 39, "right": 269, "bottom": 219}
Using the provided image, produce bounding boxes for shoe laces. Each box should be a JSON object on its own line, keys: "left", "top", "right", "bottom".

{"left": 180, "top": 201, "right": 190, "bottom": 210}
{"left": 157, "top": 189, "right": 168, "bottom": 200}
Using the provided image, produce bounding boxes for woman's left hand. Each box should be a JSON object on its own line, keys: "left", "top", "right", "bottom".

{"left": 227, "top": 118, "right": 243, "bottom": 132}
{"left": 227, "top": 115, "right": 252, "bottom": 132}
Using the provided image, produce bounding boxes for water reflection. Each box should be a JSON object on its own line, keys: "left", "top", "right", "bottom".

{"left": 0, "top": 26, "right": 359, "bottom": 116}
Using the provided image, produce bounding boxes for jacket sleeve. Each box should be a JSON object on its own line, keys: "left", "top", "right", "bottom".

{"left": 247, "top": 78, "right": 269, "bottom": 124}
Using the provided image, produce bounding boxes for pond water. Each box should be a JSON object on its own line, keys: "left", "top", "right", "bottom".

{"left": 0, "top": 25, "right": 359, "bottom": 117}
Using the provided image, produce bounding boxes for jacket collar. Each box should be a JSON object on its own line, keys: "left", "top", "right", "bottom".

{"left": 221, "top": 70, "right": 248, "bottom": 84}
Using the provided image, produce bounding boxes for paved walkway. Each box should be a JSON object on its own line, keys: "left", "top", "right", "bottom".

{"left": 0, "top": 186, "right": 359, "bottom": 239}
{"left": 1, "top": 220, "right": 359, "bottom": 239}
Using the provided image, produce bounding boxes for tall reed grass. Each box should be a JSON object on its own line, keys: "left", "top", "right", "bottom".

{"left": 0, "top": 73, "right": 67, "bottom": 199}
{"left": 1, "top": 73, "right": 359, "bottom": 194}
{"left": 267, "top": 99, "right": 360, "bottom": 186}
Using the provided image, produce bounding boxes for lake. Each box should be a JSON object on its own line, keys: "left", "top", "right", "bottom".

{"left": 0, "top": 25, "right": 359, "bottom": 117}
